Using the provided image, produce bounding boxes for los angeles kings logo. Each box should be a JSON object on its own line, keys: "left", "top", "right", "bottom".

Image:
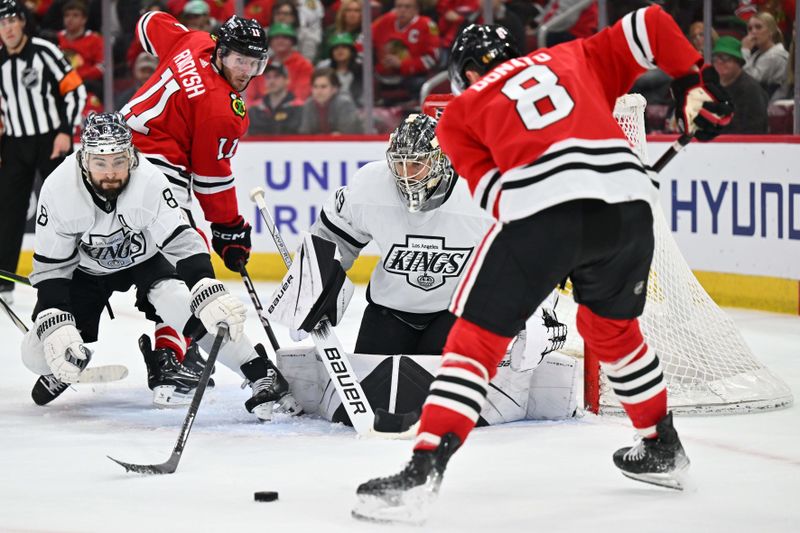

{"left": 383, "top": 235, "right": 473, "bottom": 291}
{"left": 80, "top": 226, "right": 146, "bottom": 270}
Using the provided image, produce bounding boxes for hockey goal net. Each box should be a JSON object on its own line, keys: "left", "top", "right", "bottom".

{"left": 558, "top": 94, "right": 793, "bottom": 415}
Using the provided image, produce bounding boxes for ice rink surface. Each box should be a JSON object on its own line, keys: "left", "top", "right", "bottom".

{"left": 1, "top": 281, "right": 798, "bottom": 533}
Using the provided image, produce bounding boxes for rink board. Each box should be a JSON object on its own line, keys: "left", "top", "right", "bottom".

{"left": 17, "top": 135, "right": 800, "bottom": 314}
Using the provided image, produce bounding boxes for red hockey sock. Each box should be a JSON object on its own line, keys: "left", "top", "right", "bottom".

{"left": 154, "top": 324, "right": 187, "bottom": 362}
{"left": 577, "top": 305, "right": 667, "bottom": 437}
{"left": 414, "top": 318, "right": 513, "bottom": 451}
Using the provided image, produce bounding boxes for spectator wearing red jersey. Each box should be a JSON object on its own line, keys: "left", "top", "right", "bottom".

{"left": 372, "top": 0, "right": 440, "bottom": 103}
{"left": 535, "top": 0, "right": 598, "bottom": 47}
{"left": 125, "top": 1, "right": 168, "bottom": 71}
{"left": 437, "top": 0, "right": 480, "bottom": 48}
{"left": 57, "top": 0, "right": 103, "bottom": 99}
{"left": 246, "top": 22, "right": 313, "bottom": 109}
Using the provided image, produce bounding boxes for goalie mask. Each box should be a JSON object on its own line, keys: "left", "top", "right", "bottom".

{"left": 386, "top": 113, "right": 456, "bottom": 213}
{"left": 448, "top": 23, "right": 521, "bottom": 94}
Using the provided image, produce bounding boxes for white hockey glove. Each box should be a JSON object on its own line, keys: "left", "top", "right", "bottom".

{"left": 264, "top": 232, "right": 354, "bottom": 340}
{"left": 190, "top": 278, "right": 247, "bottom": 342}
{"left": 35, "top": 308, "right": 91, "bottom": 383}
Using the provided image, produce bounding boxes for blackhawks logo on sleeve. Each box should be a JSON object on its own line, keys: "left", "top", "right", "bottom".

{"left": 230, "top": 92, "right": 246, "bottom": 118}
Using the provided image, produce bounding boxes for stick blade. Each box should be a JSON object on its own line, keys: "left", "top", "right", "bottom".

{"left": 107, "top": 455, "right": 177, "bottom": 475}
{"left": 76, "top": 365, "right": 129, "bottom": 384}
{"left": 370, "top": 408, "right": 420, "bottom": 439}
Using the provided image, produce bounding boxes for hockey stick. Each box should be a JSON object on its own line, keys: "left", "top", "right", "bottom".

{"left": 0, "top": 292, "right": 128, "bottom": 385}
{"left": 108, "top": 323, "right": 228, "bottom": 475}
{"left": 250, "top": 187, "right": 375, "bottom": 435}
{"left": 0, "top": 293, "right": 28, "bottom": 332}
{"left": 651, "top": 133, "right": 692, "bottom": 175}
{"left": 239, "top": 264, "right": 281, "bottom": 352}
{"left": 0, "top": 268, "right": 30, "bottom": 286}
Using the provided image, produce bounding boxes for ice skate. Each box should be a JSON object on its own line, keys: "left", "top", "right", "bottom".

{"left": 613, "top": 412, "right": 690, "bottom": 490}
{"left": 31, "top": 374, "right": 70, "bottom": 406}
{"left": 352, "top": 433, "right": 460, "bottom": 525}
{"left": 181, "top": 341, "right": 215, "bottom": 384}
{"left": 241, "top": 345, "right": 302, "bottom": 422}
{"left": 139, "top": 334, "right": 201, "bottom": 406}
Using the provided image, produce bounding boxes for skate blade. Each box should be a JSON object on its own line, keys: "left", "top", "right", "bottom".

{"left": 351, "top": 495, "right": 429, "bottom": 526}
{"left": 273, "top": 395, "right": 303, "bottom": 416}
{"left": 252, "top": 401, "right": 275, "bottom": 422}
{"left": 621, "top": 460, "right": 691, "bottom": 491}
{"left": 152, "top": 386, "right": 193, "bottom": 407}
{"left": 351, "top": 484, "right": 438, "bottom": 526}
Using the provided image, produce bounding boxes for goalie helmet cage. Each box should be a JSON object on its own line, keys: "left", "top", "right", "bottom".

{"left": 563, "top": 93, "right": 793, "bottom": 415}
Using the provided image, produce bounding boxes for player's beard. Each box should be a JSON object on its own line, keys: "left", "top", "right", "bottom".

{"left": 90, "top": 175, "right": 130, "bottom": 200}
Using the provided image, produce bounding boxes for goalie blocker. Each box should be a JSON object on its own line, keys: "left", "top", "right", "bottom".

{"left": 264, "top": 232, "right": 354, "bottom": 337}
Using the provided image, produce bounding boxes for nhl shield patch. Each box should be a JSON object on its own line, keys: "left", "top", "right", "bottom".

{"left": 383, "top": 235, "right": 473, "bottom": 291}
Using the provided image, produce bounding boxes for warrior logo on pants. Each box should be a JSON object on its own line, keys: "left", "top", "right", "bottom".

{"left": 383, "top": 235, "right": 472, "bottom": 291}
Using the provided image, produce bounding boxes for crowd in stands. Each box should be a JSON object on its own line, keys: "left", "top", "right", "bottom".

{"left": 12, "top": 0, "right": 800, "bottom": 136}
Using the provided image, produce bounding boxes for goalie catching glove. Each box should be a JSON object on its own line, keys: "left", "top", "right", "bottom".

{"left": 211, "top": 215, "right": 252, "bottom": 272}
{"left": 264, "top": 232, "right": 354, "bottom": 339}
{"left": 671, "top": 65, "right": 733, "bottom": 141}
{"left": 190, "top": 278, "right": 247, "bottom": 341}
{"left": 35, "top": 309, "right": 91, "bottom": 383}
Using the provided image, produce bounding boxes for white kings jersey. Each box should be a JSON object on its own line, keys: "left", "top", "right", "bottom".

{"left": 30, "top": 153, "right": 208, "bottom": 287}
{"left": 310, "top": 160, "right": 495, "bottom": 314}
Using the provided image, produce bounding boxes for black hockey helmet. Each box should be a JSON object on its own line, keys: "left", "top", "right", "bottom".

{"left": 387, "top": 113, "right": 456, "bottom": 213}
{"left": 215, "top": 15, "right": 270, "bottom": 62}
{"left": 448, "top": 23, "right": 521, "bottom": 94}
{"left": 0, "top": 0, "right": 25, "bottom": 20}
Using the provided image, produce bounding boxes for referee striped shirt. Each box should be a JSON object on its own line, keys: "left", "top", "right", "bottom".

{"left": 0, "top": 36, "right": 86, "bottom": 138}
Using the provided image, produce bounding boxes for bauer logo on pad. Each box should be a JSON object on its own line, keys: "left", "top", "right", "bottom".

{"left": 383, "top": 235, "right": 473, "bottom": 291}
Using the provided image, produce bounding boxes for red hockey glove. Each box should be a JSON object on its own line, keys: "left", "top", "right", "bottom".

{"left": 670, "top": 65, "right": 734, "bottom": 142}
{"left": 211, "top": 216, "right": 252, "bottom": 272}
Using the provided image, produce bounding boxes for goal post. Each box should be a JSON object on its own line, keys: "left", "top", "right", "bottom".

{"left": 568, "top": 94, "right": 794, "bottom": 415}
{"left": 421, "top": 92, "right": 793, "bottom": 416}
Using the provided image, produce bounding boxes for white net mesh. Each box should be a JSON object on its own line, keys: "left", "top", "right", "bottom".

{"left": 558, "top": 94, "right": 793, "bottom": 414}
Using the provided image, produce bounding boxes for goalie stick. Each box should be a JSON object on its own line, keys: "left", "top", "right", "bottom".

{"left": 108, "top": 324, "right": 228, "bottom": 475}
{"left": 239, "top": 265, "right": 281, "bottom": 352}
{"left": 250, "top": 187, "right": 376, "bottom": 435}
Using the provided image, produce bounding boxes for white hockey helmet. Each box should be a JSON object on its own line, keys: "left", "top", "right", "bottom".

{"left": 80, "top": 111, "right": 137, "bottom": 171}
{"left": 386, "top": 113, "right": 456, "bottom": 213}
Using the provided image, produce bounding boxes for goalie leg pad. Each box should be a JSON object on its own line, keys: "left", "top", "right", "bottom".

{"left": 264, "top": 232, "right": 354, "bottom": 333}
{"left": 276, "top": 346, "right": 325, "bottom": 416}
{"left": 526, "top": 351, "right": 580, "bottom": 420}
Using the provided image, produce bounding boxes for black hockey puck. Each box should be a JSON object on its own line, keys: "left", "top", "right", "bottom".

{"left": 254, "top": 491, "right": 279, "bottom": 502}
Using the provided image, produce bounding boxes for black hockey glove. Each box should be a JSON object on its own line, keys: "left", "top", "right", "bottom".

{"left": 211, "top": 216, "right": 252, "bottom": 272}
{"left": 670, "top": 65, "right": 734, "bottom": 142}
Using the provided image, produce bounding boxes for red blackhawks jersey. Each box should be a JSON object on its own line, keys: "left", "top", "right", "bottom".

{"left": 372, "top": 12, "right": 440, "bottom": 81}
{"left": 437, "top": 6, "right": 701, "bottom": 223}
{"left": 121, "top": 11, "right": 249, "bottom": 225}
